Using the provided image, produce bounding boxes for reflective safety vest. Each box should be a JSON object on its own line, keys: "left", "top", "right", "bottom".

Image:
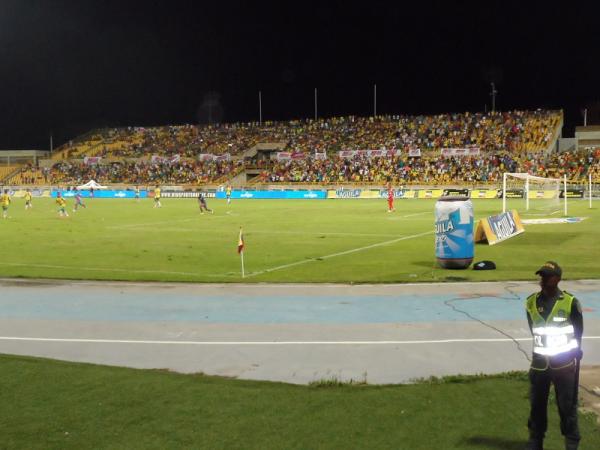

{"left": 526, "top": 291, "right": 578, "bottom": 370}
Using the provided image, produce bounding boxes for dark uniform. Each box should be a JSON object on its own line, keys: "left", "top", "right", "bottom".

{"left": 526, "top": 262, "right": 583, "bottom": 450}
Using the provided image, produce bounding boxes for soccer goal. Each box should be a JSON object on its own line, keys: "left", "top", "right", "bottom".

{"left": 502, "top": 173, "right": 567, "bottom": 216}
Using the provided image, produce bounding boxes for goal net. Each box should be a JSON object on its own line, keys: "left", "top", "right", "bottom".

{"left": 502, "top": 173, "right": 567, "bottom": 216}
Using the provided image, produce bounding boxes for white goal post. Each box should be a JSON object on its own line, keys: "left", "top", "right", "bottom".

{"left": 502, "top": 172, "right": 567, "bottom": 215}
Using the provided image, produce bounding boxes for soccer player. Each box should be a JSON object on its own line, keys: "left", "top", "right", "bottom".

{"left": 153, "top": 185, "right": 162, "bottom": 208}
{"left": 73, "top": 189, "right": 86, "bottom": 212}
{"left": 1, "top": 189, "right": 11, "bottom": 219}
{"left": 56, "top": 192, "right": 69, "bottom": 217}
{"left": 135, "top": 186, "right": 141, "bottom": 202}
{"left": 198, "top": 192, "right": 213, "bottom": 214}
{"left": 226, "top": 184, "right": 232, "bottom": 205}
{"left": 387, "top": 182, "right": 395, "bottom": 212}
{"left": 24, "top": 189, "right": 33, "bottom": 210}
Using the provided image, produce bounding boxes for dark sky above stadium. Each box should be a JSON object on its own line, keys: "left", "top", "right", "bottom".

{"left": 1, "top": 0, "right": 599, "bottom": 149}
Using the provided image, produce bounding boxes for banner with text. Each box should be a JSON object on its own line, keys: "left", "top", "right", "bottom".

{"left": 475, "top": 210, "right": 524, "bottom": 245}
{"left": 83, "top": 156, "right": 102, "bottom": 165}
{"left": 441, "top": 147, "right": 481, "bottom": 158}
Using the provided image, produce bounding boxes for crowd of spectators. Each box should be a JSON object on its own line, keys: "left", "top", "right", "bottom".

{"left": 16, "top": 160, "right": 241, "bottom": 185}
{"left": 87, "top": 110, "right": 560, "bottom": 158}
{"left": 254, "top": 148, "right": 600, "bottom": 185}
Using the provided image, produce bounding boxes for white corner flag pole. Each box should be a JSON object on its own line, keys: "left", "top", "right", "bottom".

{"left": 240, "top": 250, "right": 245, "bottom": 278}
{"left": 564, "top": 174, "right": 568, "bottom": 216}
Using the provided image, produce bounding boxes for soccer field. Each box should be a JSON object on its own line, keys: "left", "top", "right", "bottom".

{"left": 0, "top": 196, "right": 597, "bottom": 283}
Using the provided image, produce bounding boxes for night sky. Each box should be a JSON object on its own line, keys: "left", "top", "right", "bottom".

{"left": 1, "top": 0, "right": 599, "bottom": 149}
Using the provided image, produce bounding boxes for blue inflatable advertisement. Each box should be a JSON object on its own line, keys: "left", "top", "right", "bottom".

{"left": 434, "top": 198, "right": 474, "bottom": 269}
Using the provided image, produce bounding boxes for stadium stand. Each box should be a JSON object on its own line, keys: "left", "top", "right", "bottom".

{"left": 4, "top": 109, "right": 577, "bottom": 186}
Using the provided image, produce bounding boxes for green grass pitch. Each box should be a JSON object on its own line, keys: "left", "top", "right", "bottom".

{"left": 0, "top": 196, "right": 597, "bottom": 283}
{"left": 2, "top": 355, "right": 600, "bottom": 449}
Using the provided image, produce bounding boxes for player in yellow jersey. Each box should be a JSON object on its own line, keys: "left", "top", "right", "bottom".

{"left": 153, "top": 185, "right": 162, "bottom": 208}
{"left": 24, "top": 189, "right": 33, "bottom": 210}
{"left": 226, "top": 184, "right": 232, "bottom": 205}
{"left": 55, "top": 192, "right": 69, "bottom": 217}
{"left": 1, "top": 189, "right": 11, "bottom": 219}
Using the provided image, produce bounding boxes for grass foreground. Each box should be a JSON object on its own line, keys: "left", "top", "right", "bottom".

{"left": 0, "top": 197, "right": 598, "bottom": 283}
{"left": 1, "top": 354, "right": 599, "bottom": 449}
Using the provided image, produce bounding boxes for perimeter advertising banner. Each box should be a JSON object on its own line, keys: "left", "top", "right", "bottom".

{"left": 560, "top": 189, "right": 585, "bottom": 199}
{"left": 216, "top": 190, "right": 326, "bottom": 199}
{"left": 475, "top": 210, "right": 524, "bottom": 245}
{"left": 327, "top": 189, "right": 444, "bottom": 199}
{"left": 161, "top": 191, "right": 216, "bottom": 198}
{"left": 51, "top": 190, "right": 148, "bottom": 199}
{"left": 471, "top": 189, "right": 500, "bottom": 199}
{"left": 442, "top": 188, "right": 470, "bottom": 197}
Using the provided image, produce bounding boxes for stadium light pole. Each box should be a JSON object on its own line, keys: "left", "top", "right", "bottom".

{"left": 374, "top": 84, "right": 377, "bottom": 117}
{"left": 259, "top": 91, "right": 262, "bottom": 126}
{"left": 490, "top": 82, "right": 498, "bottom": 112}
{"left": 50, "top": 134, "right": 53, "bottom": 154}
{"left": 584, "top": 108, "right": 588, "bottom": 127}
{"left": 314, "top": 88, "right": 318, "bottom": 121}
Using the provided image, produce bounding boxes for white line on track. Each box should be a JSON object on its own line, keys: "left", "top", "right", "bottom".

{"left": 1, "top": 336, "right": 598, "bottom": 345}
{"left": 245, "top": 230, "right": 433, "bottom": 278}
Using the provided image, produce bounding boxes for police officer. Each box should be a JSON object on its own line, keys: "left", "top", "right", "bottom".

{"left": 526, "top": 262, "right": 583, "bottom": 450}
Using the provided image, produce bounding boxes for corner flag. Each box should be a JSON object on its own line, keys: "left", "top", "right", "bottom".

{"left": 238, "top": 227, "right": 245, "bottom": 278}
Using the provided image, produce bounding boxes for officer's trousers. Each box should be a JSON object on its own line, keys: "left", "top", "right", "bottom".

{"left": 528, "top": 363, "right": 580, "bottom": 443}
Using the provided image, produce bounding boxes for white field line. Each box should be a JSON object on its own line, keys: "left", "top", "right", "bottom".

{"left": 107, "top": 217, "right": 201, "bottom": 229}
{"left": 246, "top": 230, "right": 401, "bottom": 237}
{"left": 106, "top": 216, "right": 232, "bottom": 230}
{"left": 120, "top": 229, "right": 406, "bottom": 237}
{"left": 0, "top": 262, "right": 208, "bottom": 277}
{"left": 398, "top": 212, "right": 429, "bottom": 218}
{"left": 1, "top": 336, "right": 598, "bottom": 346}
{"left": 245, "top": 230, "right": 433, "bottom": 278}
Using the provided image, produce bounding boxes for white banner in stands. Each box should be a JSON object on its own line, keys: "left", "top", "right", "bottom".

{"left": 338, "top": 149, "right": 401, "bottom": 159}
{"left": 197, "top": 153, "right": 230, "bottom": 162}
{"left": 441, "top": 147, "right": 480, "bottom": 157}
{"left": 275, "top": 152, "right": 292, "bottom": 161}
{"left": 214, "top": 153, "right": 231, "bottom": 162}
{"left": 338, "top": 150, "right": 357, "bottom": 158}
{"left": 314, "top": 152, "right": 327, "bottom": 160}
{"left": 152, "top": 154, "right": 181, "bottom": 164}
{"left": 408, "top": 148, "right": 421, "bottom": 157}
{"left": 83, "top": 156, "right": 101, "bottom": 165}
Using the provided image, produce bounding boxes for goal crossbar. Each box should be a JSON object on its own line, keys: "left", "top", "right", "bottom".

{"left": 502, "top": 172, "right": 567, "bottom": 215}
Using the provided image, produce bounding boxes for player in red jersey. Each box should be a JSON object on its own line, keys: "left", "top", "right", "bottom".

{"left": 387, "top": 182, "right": 395, "bottom": 212}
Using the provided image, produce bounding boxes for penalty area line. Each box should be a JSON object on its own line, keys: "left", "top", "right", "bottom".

{"left": 2, "top": 336, "right": 599, "bottom": 345}
{"left": 245, "top": 230, "right": 433, "bottom": 278}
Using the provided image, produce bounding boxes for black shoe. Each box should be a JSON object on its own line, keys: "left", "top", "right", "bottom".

{"left": 565, "top": 438, "right": 579, "bottom": 450}
{"left": 526, "top": 439, "right": 543, "bottom": 450}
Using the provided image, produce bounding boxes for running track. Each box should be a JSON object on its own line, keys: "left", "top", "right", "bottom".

{"left": 1, "top": 278, "right": 599, "bottom": 384}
